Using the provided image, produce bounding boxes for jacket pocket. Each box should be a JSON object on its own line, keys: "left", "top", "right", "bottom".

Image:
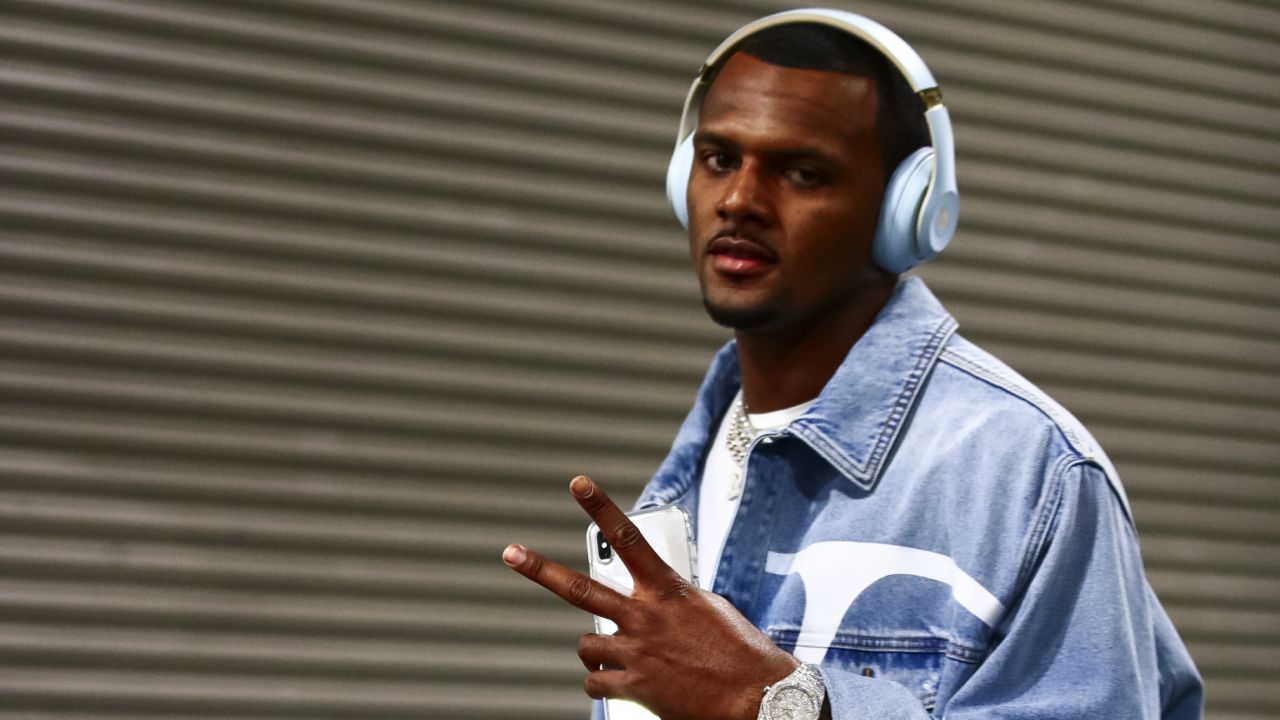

{"left": 768, "top": 627, "right": 971, "bottom": 712}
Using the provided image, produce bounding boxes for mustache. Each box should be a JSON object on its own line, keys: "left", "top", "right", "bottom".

{"left": 706, "top": 226, "right": 778, "bottom": 261}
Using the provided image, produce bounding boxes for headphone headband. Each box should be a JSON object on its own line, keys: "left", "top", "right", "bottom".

{"left": 674, "top": 9, "right": 939, "bottom": 147}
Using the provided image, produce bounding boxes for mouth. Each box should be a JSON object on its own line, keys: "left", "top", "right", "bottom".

{"left": 706, "top": 232, "right": 777, "bottom": 277}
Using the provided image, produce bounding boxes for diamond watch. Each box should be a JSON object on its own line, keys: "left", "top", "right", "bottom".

{"left": 759, "top": 662, "right": 826, "bottom": 720}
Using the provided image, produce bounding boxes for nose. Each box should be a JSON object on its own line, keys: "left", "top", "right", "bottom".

{"left": 716, "top": 161, "right": 774, "bottom": 226}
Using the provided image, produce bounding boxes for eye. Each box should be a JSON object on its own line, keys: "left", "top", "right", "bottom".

{"left": 783, "top": 166, "right": 826, "bottom": 188}
{"left": 701, "top": 151, "right": 738, "bottom": 173}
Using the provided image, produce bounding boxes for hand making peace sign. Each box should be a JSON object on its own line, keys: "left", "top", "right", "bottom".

{"left": 503, "top": 475, "right": 800, "bottom": 720}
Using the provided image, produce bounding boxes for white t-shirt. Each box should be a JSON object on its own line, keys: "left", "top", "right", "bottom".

{"left": 697, "top": 390, "right": 817, "bottom": 589}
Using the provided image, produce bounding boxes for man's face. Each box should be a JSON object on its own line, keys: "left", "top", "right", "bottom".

{"left": 688, "top": 52, "right": 888, "bottom": 331}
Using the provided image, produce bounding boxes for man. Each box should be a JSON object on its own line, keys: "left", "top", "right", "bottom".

{"left": 503, "top": 11, "right": 1203, "bottom": 719}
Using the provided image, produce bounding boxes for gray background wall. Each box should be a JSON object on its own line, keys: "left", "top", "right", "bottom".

{"left": 0, "top": 0, "right": 1277, "bottom": 718}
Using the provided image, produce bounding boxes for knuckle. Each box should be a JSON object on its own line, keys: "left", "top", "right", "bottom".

{"left": 522, "top": 552, "right": 544, "bottom": 579}
{"left": 568, "top": 575, "right": 595, "bottom": 607}
{"left": 610, "top": 522, "right": 643, "bottom": 551}
{"left": 656, "top": 578, "right": 692, "bottom": 602}
{"left": 582, "top": 495, "right": 609, "bottom": 517}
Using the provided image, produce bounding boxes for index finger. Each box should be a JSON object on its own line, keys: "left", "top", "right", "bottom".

{"left": 571, "top": 475, "right": 679, "bottom": 588}
{"left": 502, "top": 543, "right": 629, "bottom": 619}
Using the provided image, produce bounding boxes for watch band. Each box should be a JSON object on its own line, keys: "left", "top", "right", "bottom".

{"left": 759, "top": 662, "right": 826, "bottom": 720}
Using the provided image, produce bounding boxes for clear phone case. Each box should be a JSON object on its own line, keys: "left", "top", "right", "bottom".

{"left": 585, "top": 504, "right": 697, "bottom": 720}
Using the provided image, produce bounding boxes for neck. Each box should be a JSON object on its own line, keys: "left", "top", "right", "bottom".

{"left": 735, "top": 276, "right": 896, "bottom": 413}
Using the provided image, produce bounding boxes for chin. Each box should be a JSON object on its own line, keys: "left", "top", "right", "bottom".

{"left": 702, "top": 296, "right": 777, "bottom": 330}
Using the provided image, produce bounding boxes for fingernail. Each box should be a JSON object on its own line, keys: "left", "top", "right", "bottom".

{"left": 570, "top": 475, "right": 592, "bottom": 498}
{"left": 502, "top": 544, "right": 526, "bottom": 566}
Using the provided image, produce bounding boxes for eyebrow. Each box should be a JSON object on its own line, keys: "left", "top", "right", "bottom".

{"left": 694, "top": 130, "right": 837, "bottom": 165}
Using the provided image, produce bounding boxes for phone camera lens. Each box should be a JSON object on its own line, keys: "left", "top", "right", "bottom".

{"left": 596, "top": 531, "right": 612, "bottom": 562}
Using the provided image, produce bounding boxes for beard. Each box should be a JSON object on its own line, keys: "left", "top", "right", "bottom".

{"left": 701, "top": 294, "right": 777, "bottom": 330}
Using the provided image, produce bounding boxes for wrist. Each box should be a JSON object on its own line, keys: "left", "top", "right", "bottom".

{"left": 738, "top": 655, "right": 801, "bottom": 720}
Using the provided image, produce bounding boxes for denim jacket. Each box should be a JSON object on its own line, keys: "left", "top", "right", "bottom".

{"left": 616, "top": 278, "right": 1203, "bottom": 719}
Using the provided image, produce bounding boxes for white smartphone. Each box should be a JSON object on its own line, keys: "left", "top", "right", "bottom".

{"left": 586, "top": 504, "right": 697, "bottom": 720}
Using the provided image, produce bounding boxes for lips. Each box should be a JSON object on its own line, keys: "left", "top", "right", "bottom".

{"left": 707, "top": 233, "right": 777, "bottom": 277}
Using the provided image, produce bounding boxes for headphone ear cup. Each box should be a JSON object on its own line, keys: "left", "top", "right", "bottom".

{"left": 666, "top": 134, "right": 696, "bottom": 228}
{"left": 872, "top": 147, "right": 935, "bottom": 273}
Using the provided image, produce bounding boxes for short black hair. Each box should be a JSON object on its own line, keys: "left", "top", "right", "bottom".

{"left": 730, "top": 22, "right": 930, "bottom": 181}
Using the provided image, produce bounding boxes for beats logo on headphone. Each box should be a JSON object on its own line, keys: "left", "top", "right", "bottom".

{"left": 665, "top": 8, "right": 958, "bottom": 274}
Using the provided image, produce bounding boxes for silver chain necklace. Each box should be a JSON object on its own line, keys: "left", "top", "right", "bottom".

{"left": 725, "top": 396, "right": 755, "bottom": 501}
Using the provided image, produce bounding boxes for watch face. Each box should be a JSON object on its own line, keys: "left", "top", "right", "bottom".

{"left": 769, "top": 686, "right": 820, "bottom": 720}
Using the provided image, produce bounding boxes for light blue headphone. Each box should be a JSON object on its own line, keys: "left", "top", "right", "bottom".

{"left": 665, "top": 8, "right": 958, "bottom": 274}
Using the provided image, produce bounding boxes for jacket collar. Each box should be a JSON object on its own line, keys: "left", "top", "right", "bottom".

{"left": 789, "top": 277, "right": 957, "bottom": 490}
{"left": 644, "top": 277, "right": 956, "bottom": 504}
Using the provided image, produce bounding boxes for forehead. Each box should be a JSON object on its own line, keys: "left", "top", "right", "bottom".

{"left": 697, "top": 52, "right": 878, "bottom": 150}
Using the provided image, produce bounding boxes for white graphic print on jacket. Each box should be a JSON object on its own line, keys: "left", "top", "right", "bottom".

{"left": 765, "top": 541, "right": 1006, "bottom": 663}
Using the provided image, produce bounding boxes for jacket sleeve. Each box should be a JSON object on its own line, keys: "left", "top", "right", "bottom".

{"left": 821, "top": 461, "right": 1202, "bottom": 719}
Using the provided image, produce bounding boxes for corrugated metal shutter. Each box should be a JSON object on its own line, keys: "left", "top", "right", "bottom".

{"left": 0, "top": 1, "right": 1275, "bottom": 718}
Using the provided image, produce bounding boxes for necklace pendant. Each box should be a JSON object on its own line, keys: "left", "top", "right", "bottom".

{"left": 727, "top": 469, "right": 742, "bottom": 501}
